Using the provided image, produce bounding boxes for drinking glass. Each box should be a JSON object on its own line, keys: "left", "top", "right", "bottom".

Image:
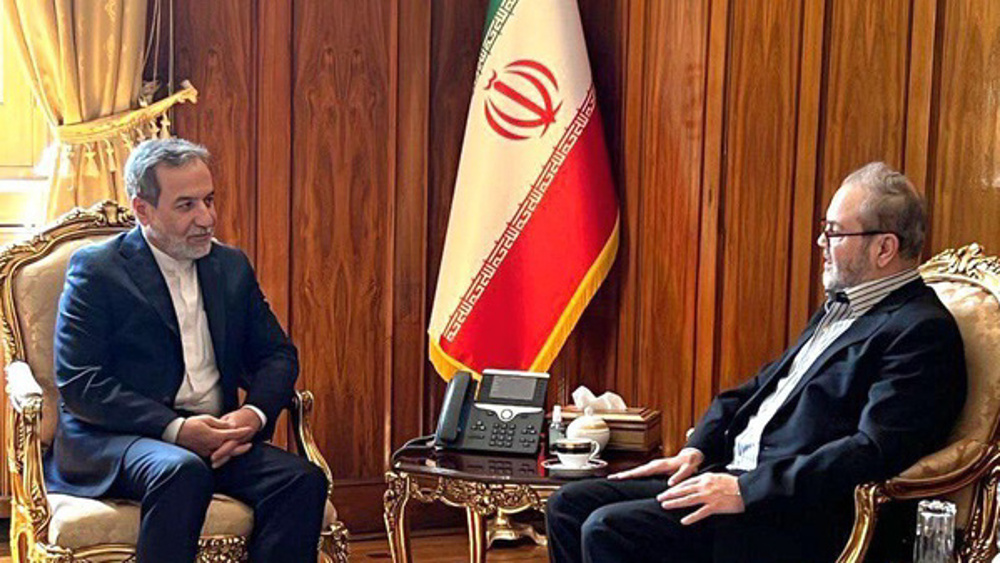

{"left": 913, "top": 499, "right": 956, "bottom": 563}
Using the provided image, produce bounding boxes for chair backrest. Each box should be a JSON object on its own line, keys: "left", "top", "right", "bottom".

{"left": 0, "top": 202, "right": 134, "bottom": 448}
{"left": 897, "top": 243, "right": 1000, "bottom": 527}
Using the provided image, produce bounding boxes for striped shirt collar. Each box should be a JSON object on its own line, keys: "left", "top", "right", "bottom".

{"left": 826, "top": 268, "right": 920, "bottom": 318}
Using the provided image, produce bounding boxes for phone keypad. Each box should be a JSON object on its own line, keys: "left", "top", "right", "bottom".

{"left": 489, "top": 422, "right": 516, "bottom": 448}
{"left": 469, "top": 409, "right": 543, "bottom": 453}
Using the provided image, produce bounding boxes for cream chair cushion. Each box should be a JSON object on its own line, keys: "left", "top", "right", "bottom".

{"left": 895, "top": 280, "right": 1000, "bottom": 526}
{"left": 48, "top": 494, "right": 253, "bottom": 549}
{"left": 47, "top": 493, "right": 339, "bottom": 550}
{"left": 12, "top": 234, "right": 115, "bottom": 448}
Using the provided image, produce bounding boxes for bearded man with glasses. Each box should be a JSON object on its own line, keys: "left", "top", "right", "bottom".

{"left": 546, "top": 162, "right": 967, "bottom": 563}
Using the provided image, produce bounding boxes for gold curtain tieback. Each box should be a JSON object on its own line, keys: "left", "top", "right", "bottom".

{"left": 54, "top": 81, "right": 199, "bottom": 178}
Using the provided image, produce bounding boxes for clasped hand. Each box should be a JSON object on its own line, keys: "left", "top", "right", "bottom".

{"left": 608, "top": 447, "right": 745, "bottom": 525}
{"left": 175, "top": 408, "right": 262, "bottom": 468}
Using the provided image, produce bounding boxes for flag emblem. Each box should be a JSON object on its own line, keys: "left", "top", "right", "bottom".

{"left": 483, "top": 60, "right": 563, "bottom": 140}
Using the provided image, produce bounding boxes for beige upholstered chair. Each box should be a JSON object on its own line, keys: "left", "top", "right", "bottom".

{"left": 837, "top": 243, "right": 1000, "bottom": 563}
{"left": 0, "top": 201, "right": 349, "bottom": 562}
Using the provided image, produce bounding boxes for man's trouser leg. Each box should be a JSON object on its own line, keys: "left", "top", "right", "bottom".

{"left": 112, "top": 438, "right": 215, "bottom": 563}
{"left": 215, "top": 443, "right": 328, "bottom": 562}
{"left": 546, "top": 477, "right": 714, "bottom": 563}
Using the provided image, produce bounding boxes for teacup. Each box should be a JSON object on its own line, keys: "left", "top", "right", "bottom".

{"left": 553, "top": 437, "right": 599, "bottom": 468}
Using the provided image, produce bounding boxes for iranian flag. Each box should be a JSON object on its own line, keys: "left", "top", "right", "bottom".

{"left": 428, "top": 0, "right": 619, "bottom": 380}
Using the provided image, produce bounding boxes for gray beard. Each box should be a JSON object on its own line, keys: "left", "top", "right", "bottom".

{"left": 143, "top": 225, "right": 212, "bottom": 260}
{"left": 823, "top": 259, "right": 870, "bottom": 293}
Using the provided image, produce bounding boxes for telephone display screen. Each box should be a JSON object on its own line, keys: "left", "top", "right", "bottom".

{"left": 487, "top": 376, "right": 536, "bottom": 402}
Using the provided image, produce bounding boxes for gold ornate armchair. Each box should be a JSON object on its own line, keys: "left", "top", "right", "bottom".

{"left": 838, "top": 243, "right": 1000, "bottom": 563}
{"left": 0, "top": 201, "right": 349, "bottom": 562}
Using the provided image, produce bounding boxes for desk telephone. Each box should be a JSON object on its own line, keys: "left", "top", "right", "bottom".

{"left": 433, "top": 369, "right": 549, "bottom": 455}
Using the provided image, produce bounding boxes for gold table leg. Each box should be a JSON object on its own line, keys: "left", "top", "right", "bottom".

{"left": 384, "top": 472, "right": 413, "bottom": 563}
{"left": 487, "top": 509, "right": 547, "bottom": 547}
{"left": 385, "top": 469, "right": 554, "bottom": 563}
{"left": 466, "top": 507, "right": 488, "bottom": 563}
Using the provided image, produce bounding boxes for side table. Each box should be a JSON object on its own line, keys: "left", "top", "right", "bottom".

{"left": 383, "top": 440, "right": 656, "bottom": 562}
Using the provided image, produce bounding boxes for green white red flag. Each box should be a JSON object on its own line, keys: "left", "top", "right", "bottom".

{"left": 428, "top": 0, "right": 619, "bottom": 380}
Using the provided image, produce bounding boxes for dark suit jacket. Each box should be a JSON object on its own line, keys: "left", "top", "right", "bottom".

{"left": 685, "top": 278, "right": 966, "bottom": 561}
{"left": 44, "top": 227, "right": 298, "bottom": 498}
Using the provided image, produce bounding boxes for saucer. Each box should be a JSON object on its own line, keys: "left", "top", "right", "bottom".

{"left": 542, "top": 458, "right": 607, "bottom": 478}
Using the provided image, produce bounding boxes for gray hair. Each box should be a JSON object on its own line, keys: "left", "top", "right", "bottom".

{"left": 124, "top": 138, "right": 210, "bottom": 206}
{"left": 843, "top": 162, "right": 927, "bottom": 260}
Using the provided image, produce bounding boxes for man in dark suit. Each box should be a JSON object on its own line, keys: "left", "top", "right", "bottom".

{"left": 546, "top": 162, "right": 967, "bottom": 563}
{"left": 46, "top": 138, "right": 327, "bottom": 562}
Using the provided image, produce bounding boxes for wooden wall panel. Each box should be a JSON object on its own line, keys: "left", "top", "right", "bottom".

{"left": 634, "top": 0, "right": 710, "bottom": 454}
{"left": 693, "top": 0, "right": 730, "bottom": 417}
{"left": 717, "top": 0, "right": 802, "bottom": 390}
{"left": 172, "top": 0, "right": 256, "bottom": 255}
{"left": 930, "top": 0, "right": 1000, "bottom": 254}
{"left": 820, "top": 0, "right": 910, "bottom": 194}
{"left": 290, "top": 0, "right": 392, "bottom": 491}
{"left": 903, "top": 0, "right": 938, "bottom": 197}
{"left": 256, "top": 0, "right": 293, "bottom": 326}
{"left": 786, "top": 0, "right": 826, "bottom": 342}
{"left": 615, "top": 0, "right": 649, "bottom": 412}
{"left": 390, "top": 0, "right": 431, "bottom": 452}
{"left": 809, "top": 0, "right": 912, "bottom": 305}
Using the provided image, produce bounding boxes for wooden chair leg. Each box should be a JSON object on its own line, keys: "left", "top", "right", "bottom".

{"left": 959, "top": 467, "right": 1000, "bottom": 563}
{"left": 837, "top": 483, "right": 889, "bottom": 563}
{"left": 319, "top": 520, "right": 351, "bottom": 563}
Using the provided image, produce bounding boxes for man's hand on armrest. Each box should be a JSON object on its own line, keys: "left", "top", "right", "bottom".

{"left": 175, "top": 415, "right": 255, "bottom": 459}
{"left": 609, "top": 447, "right": 705, "bottom": 486}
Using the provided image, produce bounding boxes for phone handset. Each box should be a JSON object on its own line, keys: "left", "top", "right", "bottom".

{"left": 433, "top": 371, "right": 476, "bottom": 448}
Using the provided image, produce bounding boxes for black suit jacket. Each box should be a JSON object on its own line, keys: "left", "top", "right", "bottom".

{"left": 686, "top": 278, "right": 966, "bottom": 561}
{"left": 44, "top": 227, "right": 298, "bottom": 498}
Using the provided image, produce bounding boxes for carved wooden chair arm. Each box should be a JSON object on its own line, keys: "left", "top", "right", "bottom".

{"left": 3, "top": 360, "right": 53, "bottom": 541}
{"left": 882, "top": 441, "right": 997, "bottom": 500}
{"left": 289, "top": 389, "right": 335, "bottom": 500}
{"left": 5, "top": 360, "right": 43, "bottom": 414}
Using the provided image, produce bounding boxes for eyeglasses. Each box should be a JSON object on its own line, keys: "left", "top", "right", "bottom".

{"left": 819, "top": 220, "right": 895, "bottom": 246}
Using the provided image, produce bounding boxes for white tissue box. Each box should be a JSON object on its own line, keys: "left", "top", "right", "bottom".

{"left": 559, "top": 407, "right": 661, "bottom": 452}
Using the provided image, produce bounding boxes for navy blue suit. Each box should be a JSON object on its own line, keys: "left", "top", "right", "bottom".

{"left": 547, "top": 279, "right": 967, "bottom": 563}
{"left": 46, "top": 227, "right": 326, "bottom": 562}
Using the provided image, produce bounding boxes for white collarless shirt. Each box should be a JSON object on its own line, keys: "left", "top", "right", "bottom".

{"left": 143, "top": 230, "right": 265, "bottom": 442}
